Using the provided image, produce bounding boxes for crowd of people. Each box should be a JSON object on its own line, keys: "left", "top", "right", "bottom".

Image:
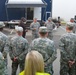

{"left": 0, "top": 16, "right": 76, "bottom": 75}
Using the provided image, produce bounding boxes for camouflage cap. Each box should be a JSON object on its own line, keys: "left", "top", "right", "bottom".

{"left": 39, "top": 26, "right": 48, "bottom": 32}
{"left": 0, "top": 22, "right": 5, "bottom": 28}
{"left": 48, "top": 17, "right": 52, "bottom": 20}
{"left": 15, "top": 26, "right": 23, "bottom": 32}
{"left": 67, "top": 22, "right": 74, "bottom": 28}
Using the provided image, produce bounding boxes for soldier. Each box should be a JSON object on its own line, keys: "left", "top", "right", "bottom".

{"left": 0, "top": 22, "right": 8, "bottom": 75}
{"left": 58, "top": 16, "right": 61, "bottom": 26}
{"left": 45, "top": 17, "right": 56, "bottom": 40}
{"left": 9, "top": 26, "right": 29, "bottom": 75}
{"left": 30, "top": 18, "right": 40, "bottom": 40}
{"left": 30, "top": 26, "right": 57, "bottom": 75}
{"left": 70, "top": 18, "right": 76, "bottom": 33}
{"left": 59, "top": 22, "right": 76, "bottom": 75}
{"left": 19, "top": 17, "right": 27, "bottom": 38}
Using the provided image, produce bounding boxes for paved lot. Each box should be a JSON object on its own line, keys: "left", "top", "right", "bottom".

{"left": 3, "top": 26, "right": 66, "bottom": 75}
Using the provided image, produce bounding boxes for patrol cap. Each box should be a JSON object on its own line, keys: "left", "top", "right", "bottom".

{"left": 0, "top": 22, "right": 5, "bottom": 28}
{"left": 48, "top": 17, "right": 52, "bottom": 20}
{"left": 15, "top": 26, "right": 23, "bottom": 32}
{"left": 66, "top": 22, "right": 74, "bottom": 28}
{"left": 39, "top": 26, "right": 48, "bottom": 32}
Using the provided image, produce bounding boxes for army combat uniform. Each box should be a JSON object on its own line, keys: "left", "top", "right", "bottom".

{"left": 73, "top": 23, "right": 76, "bottom": 33}
{"left": 30, "top": 22, "right": 40, "bottom": 40}
{"left": 0, "top": 52, "right": 6, "bottom": 75}
{"left": 45, "top": 19, "right": 55, "bottom": 40}
{"left": 0, "top": 31, "right": 8, "bottom": 75}
{"left": 70, "top": 18, "right": 76, "bottom": 33}
{"left": 59, "top": 32, "right": 76, "bottom": 75}
{"left": 30, "top": 26, "right": 57, "bottom": 75}
{"left": 9, "top": 35, "right": 29, "bottom": 75}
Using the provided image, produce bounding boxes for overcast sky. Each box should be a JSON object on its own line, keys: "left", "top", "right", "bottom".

{"left": 52, "top": 0, "right": 76, "bottom": 21}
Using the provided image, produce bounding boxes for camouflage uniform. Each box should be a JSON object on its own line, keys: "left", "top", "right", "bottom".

{"left": 0, "top": 52, "right": 5, "bottom": 75}
{"left": 30, "top": 22, "right": 40, "bottom": 40}
{"left": 9, "top": 36, "right": 29, "bottom": 75}
{"left": 70, "top": 18, "right": 76, "bottom": 33}
{"left": 30, "top": 26, "right": 57, "bottom": 75}
{"left": 45, "top": 19, "right": 55, "bottom": 40}
{"left": 59, "top": 32, "right": 76, "bottom": 75}
{"left": 30, "top": 38, "right": 57, "bottom": 75}
{"left": 73, "top": 23, "right": 76, "bottom": 33}
{"left": 0, "top": 31, "right": 8, "bottom": 75}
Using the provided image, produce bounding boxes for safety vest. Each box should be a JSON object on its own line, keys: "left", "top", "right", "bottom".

{"left": 19, "top": 71, "right": 50, "bottom": 75}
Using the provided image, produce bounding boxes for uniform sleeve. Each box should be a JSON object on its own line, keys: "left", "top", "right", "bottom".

{"left": 38, "top": 22, "right": 40, "bottom": 27}
{"left": 30, "top": 23, "right": 34, "bottom": 30}
{"left": 28, "top": 40, "right": 35, "bottom": 52}
{"left": 52, "top": 22, "right": 56, "bottom": 29}
{"left": 18, "top": 40, "right": 29, "bottom": 61}
{"left": 46, "top": 42, "right": 57, "bottom": 65}
{"left": 59, "top": 36, "right": 70, "bottom": 62}
{"left": 59, "top": 36, "right": 65, "bottom": 51}
{"left": 0, "top": 52, "right": 5, "bottom": 69}
{"left": 4, "top": 38, "right": 15, "bottom": 60}
{"left": 75, "top": 41, "right": 76, "bottom": 61}
{"left": 3, "top": 37, "right": 10, "bottom": 58}
{"left": 73, "top": 23, "right": 75, "bottom": 33}
{"left": 8, "top": 39, "right": 15, "bottom": 59}
{"left": 44, "top": 21, "right": 47, "bottom": 26}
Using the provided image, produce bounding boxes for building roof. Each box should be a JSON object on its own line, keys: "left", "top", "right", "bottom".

{"left": 6, "top": 0, "right": 47, "bottom": 8}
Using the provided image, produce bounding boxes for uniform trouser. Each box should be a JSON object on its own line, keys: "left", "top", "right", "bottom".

{"left": 11, "top": 60, "right": 24, "bottom": 75}
{"left": 22, "top": 31, "right": 26, "bottom": 38}
{"left": 32, "top": 34, "right": 39, "bottom": 40}
{"left": 60, "top": 62, "right": 75, "bottom": 75}
{"left": 75, "top": 63, "right": 76, "bottom": 75}
{"left": 48, "top": 32, "right": 53, "bottom": 40}
{"left": 44, "top": 64, "right": 53, "bottom": 75}
{"left": 0, "top": 58, "right": 8, "bottom": 75}
{"left": 4, "top": 58, "right": 8, "bottom": 75}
